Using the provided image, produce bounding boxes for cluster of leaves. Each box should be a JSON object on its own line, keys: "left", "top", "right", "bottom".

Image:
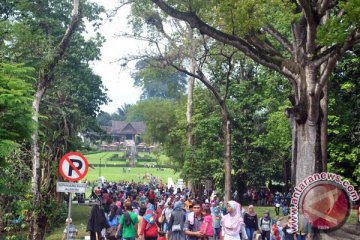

{"left": 132, "top": 59, "right": 187, "bottom": 100}
{"left": 0, "top": 63, "right": 34, "bottom": 165}
{"left": 328, "top": 46, "right": 360, "bottom": 186}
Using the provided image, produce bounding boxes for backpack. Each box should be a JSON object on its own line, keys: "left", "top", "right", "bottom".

{"left": 260, "top": 218, "right": 272, "bottom": 231}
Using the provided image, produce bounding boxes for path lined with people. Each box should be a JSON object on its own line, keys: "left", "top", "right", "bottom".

{"left": 61, "top": 180, "right": 314, "bottom": 240}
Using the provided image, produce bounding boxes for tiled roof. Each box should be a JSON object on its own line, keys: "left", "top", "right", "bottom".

{"left": 108, "top": 121, "right": 146, "bottom": 135}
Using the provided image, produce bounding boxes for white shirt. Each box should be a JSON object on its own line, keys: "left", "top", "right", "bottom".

{"left": 221, "top": 225, "right": 248, "bottom": 240}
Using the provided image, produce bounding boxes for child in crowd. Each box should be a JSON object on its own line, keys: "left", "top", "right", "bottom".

{"left": 62, "top": 218, "right": 78, "bottom": 240}
{"left": 270, "top": 223, "right": 281, "bottom": 240}
{"left": 200, "top": 206, "right": 214, "bottom": 240}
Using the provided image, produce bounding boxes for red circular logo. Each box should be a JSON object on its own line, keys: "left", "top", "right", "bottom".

{"left": 300, "top": 182, "right": 350, "bottom": 230}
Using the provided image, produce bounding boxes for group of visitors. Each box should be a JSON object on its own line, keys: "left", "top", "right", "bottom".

{"left": 60, "top": 182, "right": 310, "bottom": 240}
{"left": 63, "top": 181, "right": 311, "bottom": 240}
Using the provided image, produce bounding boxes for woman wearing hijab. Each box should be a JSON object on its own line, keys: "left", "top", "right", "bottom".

{"left": 168, "top": 201, "right": 186, "bottom": 240}
{"left": 106, "top": 204, "right": 122, "bottom": 240}
{"left": 243, "top": 205, "right": 258, "bottom": 239}
{"left": 139, "top": 203, "right": 158, "bottom": 240}
{"left": 258, "top": 210, "right": 273, "bottom": 240}
{"left": 221, "top": 201, "right": 248, "bottom": 240}
{"left": 87, "top": 204, "right": 110, "bottom": 240}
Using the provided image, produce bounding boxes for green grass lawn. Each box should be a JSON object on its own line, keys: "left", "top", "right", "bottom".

{"left": 84, "top": 151, "right": 170, "bottom": 165}
{"left": 84, "top": 165, "right": 179, "bottom": 183}
{"left": 85, "top": 151, "right": 121, "bottom": 164}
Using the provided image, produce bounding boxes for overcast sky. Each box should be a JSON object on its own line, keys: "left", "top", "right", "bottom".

{"left": 87, "top": 0, "right": 144, "bottom": 114}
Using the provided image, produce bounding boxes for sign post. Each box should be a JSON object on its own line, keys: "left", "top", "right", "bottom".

{"left": 58, "top": 152, "right": 88, "bottom": 240}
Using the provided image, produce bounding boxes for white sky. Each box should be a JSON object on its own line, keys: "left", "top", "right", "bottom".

{"left": 87, "top": 0, "right": 144, "bottom": 114}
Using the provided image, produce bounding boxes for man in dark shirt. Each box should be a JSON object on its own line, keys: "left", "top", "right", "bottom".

{"left": 183, "top": 201, "right": 204, "bottom": 240}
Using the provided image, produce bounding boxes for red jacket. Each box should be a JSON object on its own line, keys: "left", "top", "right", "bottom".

{"left": 140, "top": 218, "right": 158, "bottom": 237}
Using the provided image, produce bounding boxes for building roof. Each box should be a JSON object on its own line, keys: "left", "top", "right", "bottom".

{"left": 108, "top": 121, "right": 146, "bottom": 135}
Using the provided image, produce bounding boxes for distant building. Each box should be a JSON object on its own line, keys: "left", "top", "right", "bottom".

{"left": 103, "top": 121, "right": 146, "bottom": 141}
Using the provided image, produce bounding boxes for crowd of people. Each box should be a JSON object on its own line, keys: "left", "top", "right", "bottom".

{"left": 63, "top": 181, "right": 311, "bottom": 240}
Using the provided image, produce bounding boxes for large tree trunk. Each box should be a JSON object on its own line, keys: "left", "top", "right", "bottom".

{"left": 220, "top": 104, "right": 232, "bottom": 202}
{"left": 295, "top": 121, "right": 322, "bottom": 184}
{"left": 28, "top": 87, "right": 47, "bottom": 240}
{"left": 186, "top": 28, "right": 196, "bottom": 147}
{"left": 288, "top": 69, "right": 325, "bottom": 185}
{"left": 186, "top": 35, "right": 195, "bottom": 191}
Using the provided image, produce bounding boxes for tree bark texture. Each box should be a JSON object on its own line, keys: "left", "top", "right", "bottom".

{"left": 186, "top": 27, "right": 196, "bottom": 147}
{"left": 221, "top": 106, "right": 232, "bottom": 203}
{"left": 28, "top": 1, "right": 81, "bottom": 239}
{"left": 150, "top": 0, "right": 360, "bottom": 187}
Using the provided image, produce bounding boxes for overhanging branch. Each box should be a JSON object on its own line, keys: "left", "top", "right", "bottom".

{"left": 264, "top": 25, "right": 293, "bottom": 53}
{"left": 150, "top": 0, "right": 297, "bottom": 80}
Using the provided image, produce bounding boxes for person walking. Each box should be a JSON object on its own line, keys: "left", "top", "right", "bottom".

{"left": 212, "top": 205, "right": 222, "bottom": 240}
{"left": 139, "top": 203, "right": 158, "bottom": 240}
{"left": 184, "top": 201, "right": 204, "bottom": 240}
{"left": 220, "top": 200, "right": 248, "bottom": 240}
{"left": 283, "top": 217, "right": 296, "bottom": 240}
{"left": 106, "top": 204, "right": 121, "bottom": 240}
{"left": 243, "top": 205, "right": 258, "bottom": 240}
{"left": 168, "top": 201, "right": 186, "bottom": 240}
{"left": 87, "top": 204, "right": 110, "bottom": 240}
{"left": 258, "top": 210, "right": 272, "bottom": 240}
{"left": 116, "top": 201, "right": 139, "bottom": 240}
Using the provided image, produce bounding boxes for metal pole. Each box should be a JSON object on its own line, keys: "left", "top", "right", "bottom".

{"left": 66, "top": 192, "right": 72, "bottom": 240}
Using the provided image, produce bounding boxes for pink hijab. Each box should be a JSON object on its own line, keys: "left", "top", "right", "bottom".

{"left": 221, "top": 200, "right": 244, "bottom": 235}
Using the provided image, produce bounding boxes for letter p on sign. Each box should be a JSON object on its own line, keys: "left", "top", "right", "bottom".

{"left": 59, "top": 152, "right": 88, "bottom": 182}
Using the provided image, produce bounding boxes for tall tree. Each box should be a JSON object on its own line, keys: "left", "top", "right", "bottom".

{"left": 28, "top": 2, "right": 81, "bottom": 238}
{"left": 148, "top": 0, "right": 360, "bottom": 186}
{"left": 117, "top": 103, "right": 133, "bottom": 120}
{"left": 126, "top": 98, "right": 178, "bottom": 143}
{"left": 132, "top": 58, "right": 187, "bottom": 99}
{"left": 1, "top": 0, "right": 107, "bottom": 238}
{"left": 328, "top": 46, "right": 360, "bottom": 186}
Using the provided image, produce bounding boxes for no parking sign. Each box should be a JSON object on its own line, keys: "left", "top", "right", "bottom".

{"left": 59, "top": 152, "right": 88, "bottom": 182}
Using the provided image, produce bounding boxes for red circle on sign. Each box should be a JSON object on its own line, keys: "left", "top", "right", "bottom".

{"left": 300, "top": 182, "right": 350, "bottom": 230}
{"left": 59, "top": 152, "right": 88, "bottom": 182}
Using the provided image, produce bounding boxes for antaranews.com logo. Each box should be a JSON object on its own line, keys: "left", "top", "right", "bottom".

{"left": 291, "top": 172, "right": 359, "bottom": 232}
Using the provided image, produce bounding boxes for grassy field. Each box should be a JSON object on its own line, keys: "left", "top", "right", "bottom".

{"left": 84, "top": 151, "right": 170, "bottom": 165}
{"left": 84, "top": 165, "right": 179, "bottom": 183}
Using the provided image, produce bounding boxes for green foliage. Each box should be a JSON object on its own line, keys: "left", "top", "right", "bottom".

{"left": 0, "top": 147, "right": 32, "bottom": 238}
{"left": 126, "top": 98, "right": 179, "bottom": 143}
{"left": 328, "top": 46, "right": 360, "bottom": 186}
{"left": 97, "top": 111, "right": 112, "bottom": 126}
{"left": 0, "top": 63, "right": 34, "bottom": 165}
{"left": 132, "top": 59, "right": 187, "bottom": 100}
{"left": 317, "top": 0, "right": 360, "bottom": 46}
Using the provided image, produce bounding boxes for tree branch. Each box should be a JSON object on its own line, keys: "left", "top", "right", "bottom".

{"left": 318, "top": 0, "right": 338, "bottom": 16}
{"left": 264, "top": 25, "right": 293, "bottom": 53}
{"left": 247, "top": 31, "right": 283, "bottom": 57}
{"left": 313, "top": 45, "right": 337, "bottom": 67}
{"left": 298, "top": 0, "right": 317, "bottom": 54}
{"left": 316, "top": 27, "right": 360, "bottom": 96}
{"left": 170, "top": 63, "right": 224, "bottom": 106}
{"left": 150, "top": 0, "right": 297, "bottom": 79}
{"left": 223, "top": 51, "right": 236, "bottom": 102}
{"left": 39, "top": 0, "right": 82, "bottom": 89}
